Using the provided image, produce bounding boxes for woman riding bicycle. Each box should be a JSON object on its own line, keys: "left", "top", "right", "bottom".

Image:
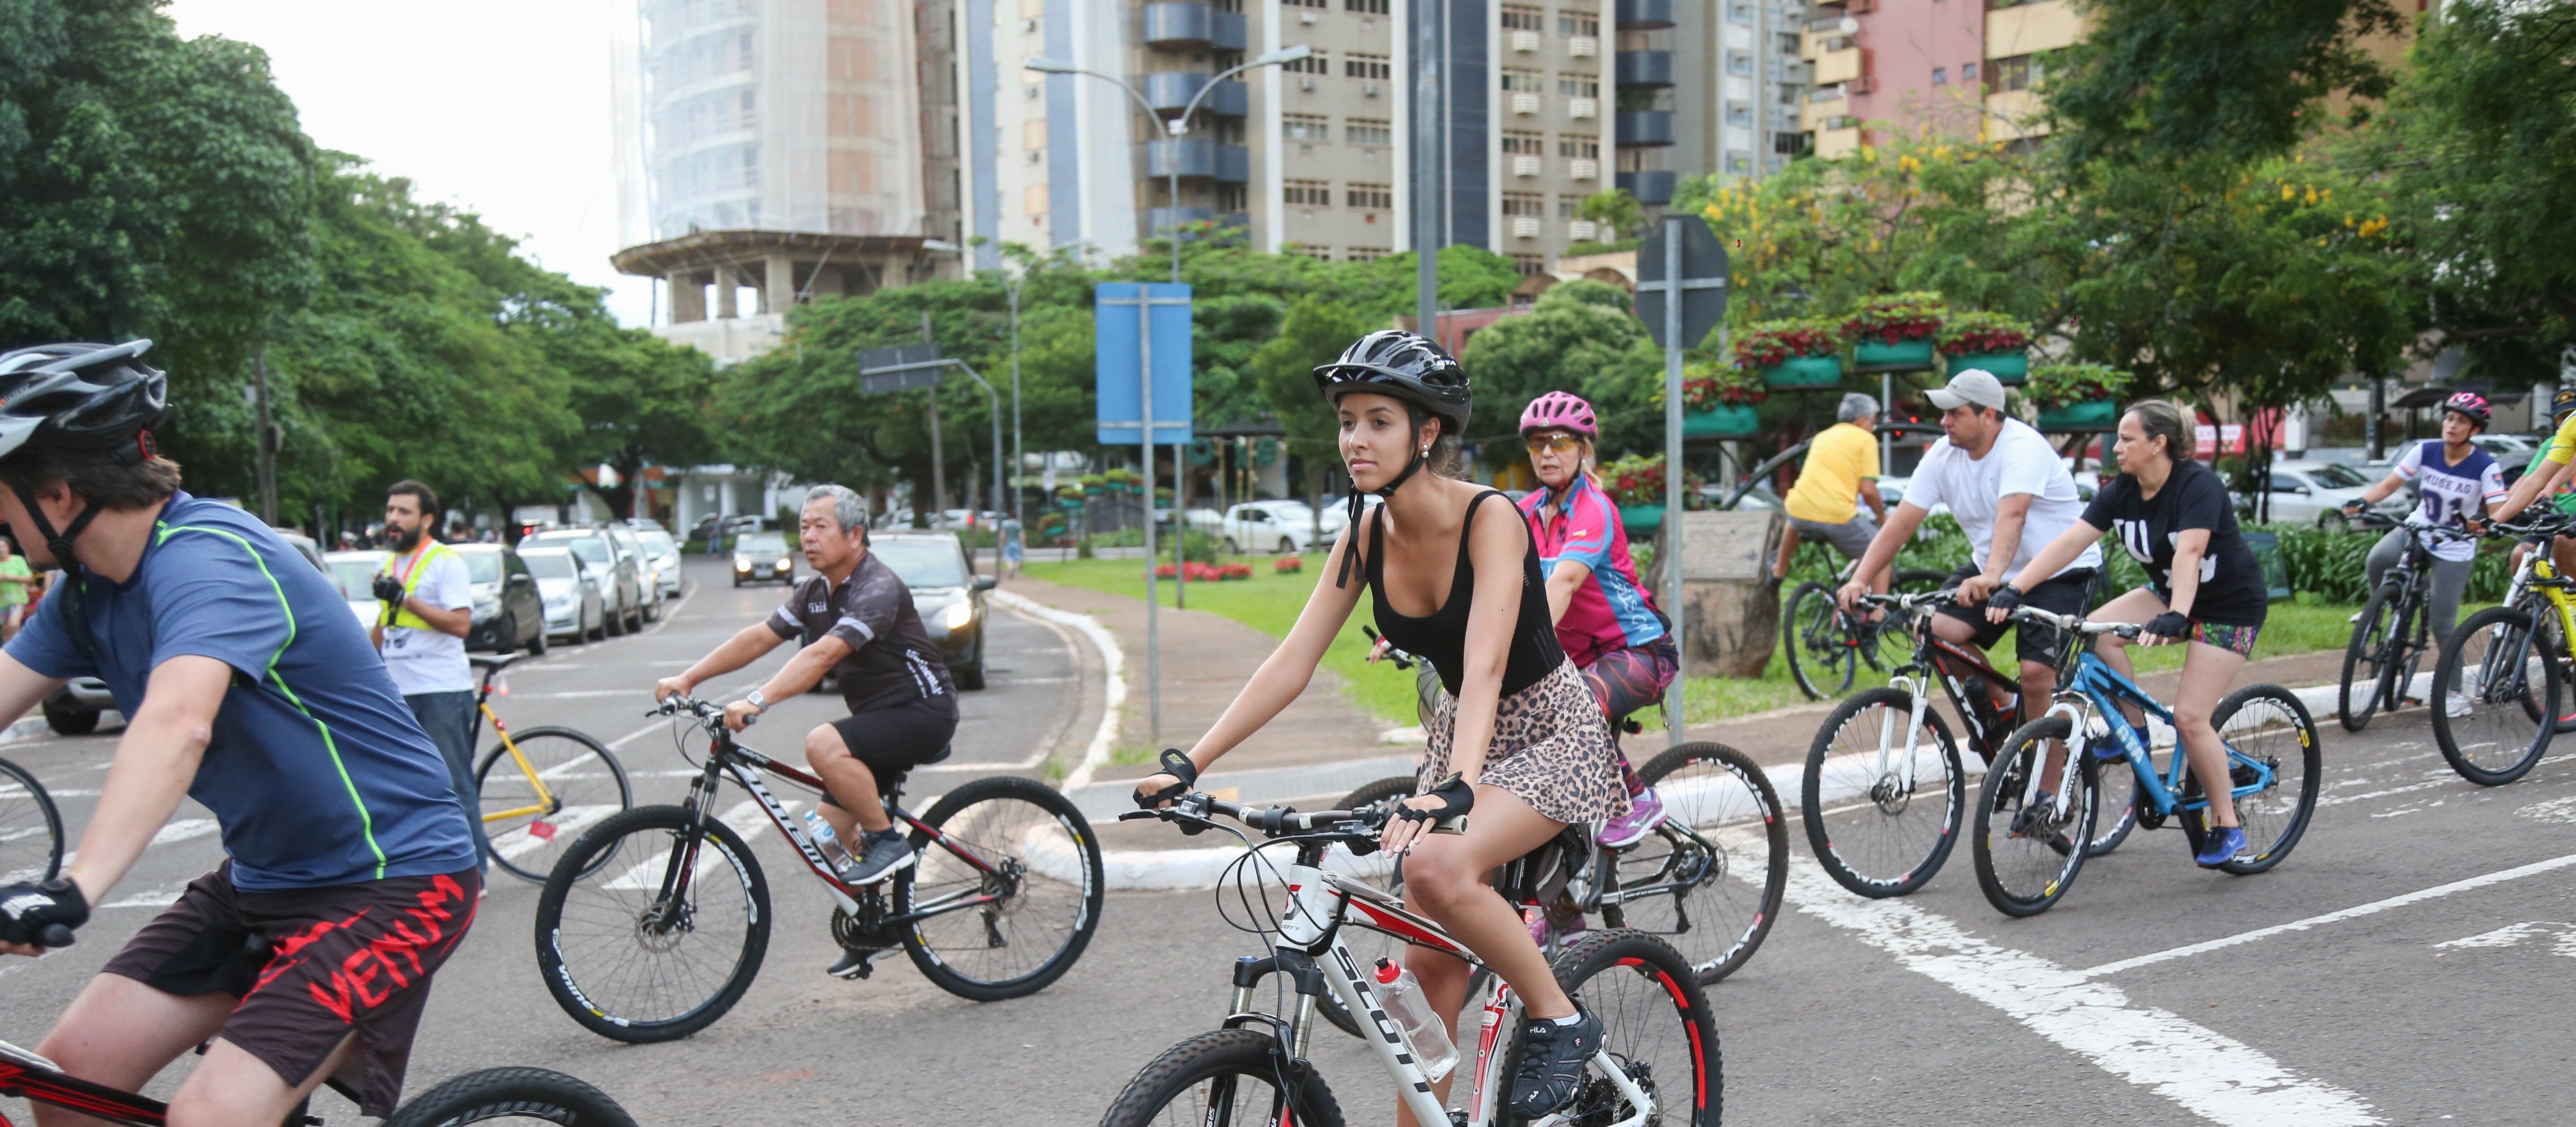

{"left": 1512, "top": 391, "right": 1673, "bottom": 860}
{"left": 1133, "top": 331, "right": 1626, "bottom": 1124}
{"left": 2341, "top": 391, "right": 2504, "bottom": 715}
{"left": 1988, "top": 399, "right": 2271, "bottom": 869}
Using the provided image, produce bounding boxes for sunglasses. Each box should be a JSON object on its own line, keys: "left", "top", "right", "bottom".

{"left": 1525, "top": 434, "right": 1584, "bottom": 456}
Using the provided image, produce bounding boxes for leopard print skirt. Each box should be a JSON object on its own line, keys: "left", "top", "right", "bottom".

{"left": 1417, "top": 657, "right": 1629, "bottom": 825}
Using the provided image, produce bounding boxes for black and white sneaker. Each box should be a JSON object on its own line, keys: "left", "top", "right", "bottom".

{"left": 838, "top": 831, "right": 915, "bottom": 886}
{"left": 826, "top": 947, "right": 899, "bottom": 979}
{"left": 1507, "top": 1004, "right": 1602, "bottom": 1118}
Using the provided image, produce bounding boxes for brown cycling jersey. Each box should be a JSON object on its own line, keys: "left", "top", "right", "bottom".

{"left": 764, "top": 551, "right": 954, "bottom": 713}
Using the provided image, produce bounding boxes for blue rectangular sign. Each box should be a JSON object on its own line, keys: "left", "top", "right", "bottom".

{"left": 1095, "top": 282, "right": 1194, "bottom": 445}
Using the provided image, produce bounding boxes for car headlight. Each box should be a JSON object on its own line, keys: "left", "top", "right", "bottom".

{"left": 474, "top": 598, "right": 500, "bottom": 618}
{"left": 941, "top": 601, "right": 976, "bottom": 631}
{"left": 734, "top": 559, "right": 751, "bottom": 571}
{"left": 776, "top": 558, "right": 792, "bottom": 570}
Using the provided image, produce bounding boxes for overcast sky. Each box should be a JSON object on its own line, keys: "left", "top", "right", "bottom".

{"left": 168, "top": 0, "right": 656, "bottom": 327}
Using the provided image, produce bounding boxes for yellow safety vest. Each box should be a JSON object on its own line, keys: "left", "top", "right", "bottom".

{"left": 379, "top": 541, "right": 458, "bottom": 631}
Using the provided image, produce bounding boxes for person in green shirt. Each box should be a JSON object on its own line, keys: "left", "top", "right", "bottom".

{"left": 0, "top": 535, "right": 31, "bottom": 640}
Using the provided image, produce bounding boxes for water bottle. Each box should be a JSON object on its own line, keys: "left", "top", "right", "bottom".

{"left": 801, "top": 810, "right": 851, "bottom": 868}
{"left": 1374, "top": 958, "right": 1457, "bottom": 1082}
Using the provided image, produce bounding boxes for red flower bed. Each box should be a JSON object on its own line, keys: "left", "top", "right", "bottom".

{"left": 1274, "top": 556, "right": 1304, "bottom": 573}
{"left": 1153, "top": 562, "right": 1255, "bottom": 581}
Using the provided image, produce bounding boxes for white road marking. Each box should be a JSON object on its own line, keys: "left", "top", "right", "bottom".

{"left": 2517, "top": 795, "right": 2576, "bottom": 824}
{"left": 993, "top": 590, "right": 1124, "bottom": 790}
{"left": 2432, "top": 920, "right": 2576, "bottom": 958}
{"left": 1787, "top": 860, "right": 2382, "bottom": 1126}
{"left": 488, "top": 804, "right": 623, "bottom": 860}
{"left": 2079, "top": 851, "right": 2576, "bottom": 979}
{"left": 3, "top": 819, "right": 221, "bottom": 884}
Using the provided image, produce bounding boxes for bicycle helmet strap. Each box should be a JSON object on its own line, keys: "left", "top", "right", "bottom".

{"left": 1335, "top": 418, "right": 1430, "bottom": 589}
{"left": 5, "top": 478, "right": 98, "bottom": 576}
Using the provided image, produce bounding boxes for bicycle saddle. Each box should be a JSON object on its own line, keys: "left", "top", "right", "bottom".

{"left": 468, "top": 653, "right": 522, "bottom": 672}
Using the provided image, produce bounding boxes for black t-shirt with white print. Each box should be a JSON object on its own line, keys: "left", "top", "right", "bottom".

{"left": 2079, "top": 458, "right": 2269, "bottom": 627}
{"left": 765, "top": 551, "right": 956, "bottom": 714}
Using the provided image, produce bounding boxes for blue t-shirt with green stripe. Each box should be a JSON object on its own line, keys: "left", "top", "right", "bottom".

{"left": 7, "top": 492, "right": 476, "bottom": 890}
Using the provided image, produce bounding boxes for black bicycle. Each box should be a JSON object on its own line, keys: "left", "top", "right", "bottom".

{"left": 533, "top": 696, "right": 1105, "bottom": 1042}
{"left": 2340, "top": 515, "right": 2464, "bottom": 732}
{"left": 1782, "top": 561, "right": 1952, "bottom": 699}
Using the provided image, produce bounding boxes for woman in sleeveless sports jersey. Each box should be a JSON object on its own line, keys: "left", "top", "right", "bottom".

{"left": 1133, "top": 331, "right": 1627, "bottom": 1123}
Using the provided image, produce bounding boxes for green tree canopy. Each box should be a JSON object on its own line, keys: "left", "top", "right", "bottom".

{"left": 2048, "top": 0, "right": 2405, "bottom": 166}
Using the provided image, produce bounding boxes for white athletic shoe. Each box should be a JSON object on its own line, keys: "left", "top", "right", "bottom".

{"left": 2446, "top": 691, "right": 2474, "bottom": 719}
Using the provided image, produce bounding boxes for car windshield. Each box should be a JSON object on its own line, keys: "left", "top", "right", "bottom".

{"left": 871, "top": 539, "right": 970, "bottom": 587}
{"left": 459, "top": 552, "right": 502, "bottom": 584}
{"left": 640, "top": 530, "right": 677, "bottom": 555}
{"left": 522, "top": 552, "right": 577, "bottom": 580}
{"left": 738, "top": 533, "right": 788, "bottom": 555}
{"left": 328, "top": 558, "right": 379, "bottom": 600}
{"left": 545, "top": 536, "right": 610, "bottom": 566}
{"left": 2306, "top": 464, "right": 2370, "bottom": 488}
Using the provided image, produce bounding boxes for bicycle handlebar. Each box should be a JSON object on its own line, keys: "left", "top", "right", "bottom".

{"left": 2006, "top": 605, "right": 2145, "bottom": 639}
{"left": 1119, "top": 788, "right": 1467, "bottom": 843}
{"left": 1361, "top": 624, "right": 1423, "bottom": 671}
{"left": 34, "top": 923, "right": 72, "bottom": 948}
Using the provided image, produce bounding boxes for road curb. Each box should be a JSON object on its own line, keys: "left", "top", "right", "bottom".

{"left": 989, "top": 589, "right": 1126, "bottom": 791}
{"left": 0, "top": 715, "right": 51, "bottom": 746}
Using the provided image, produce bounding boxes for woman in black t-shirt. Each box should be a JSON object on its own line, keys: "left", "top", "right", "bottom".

{"left": 1985, "top": 399, "right": 2264, "bottom": 869}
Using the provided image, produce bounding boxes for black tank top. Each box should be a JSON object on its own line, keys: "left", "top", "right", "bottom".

{"left": 1367, "top": 491, "right": 1566, "bottom": 698}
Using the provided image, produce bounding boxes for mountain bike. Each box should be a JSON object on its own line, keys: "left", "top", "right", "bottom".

{"left": 1102, "top": 786, "right": 1720, "bottom": 1127}
{"left": 1802, "top": 587, "right": 2134, "bottom": 900}
{"left": 2428, "top": 513, "right": 2576, "bottom": 785}
{"left": 2340, "top": 516, "right": 2465, "bottom": 732}
{"left": 1971, "top": 606, "right": 2322, "bottom": 917}
{"left": 0, "top": 754, "right": 63, "bottom": 885}
{"left": 465, "top": 653, "right": 631, "bottom": 883}
{"left": 1781, "top": 561, "right": 1951, "bottom": 699}
{"left": 533, "top": 695, "right": 1105, "bottom": 1042}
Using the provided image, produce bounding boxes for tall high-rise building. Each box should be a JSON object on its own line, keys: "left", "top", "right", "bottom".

{"left": 612, "top": 0, "right": 967, "bottom": 361}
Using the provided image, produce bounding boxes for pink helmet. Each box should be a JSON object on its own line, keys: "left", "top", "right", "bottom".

{"left": 2440, "top": 390, "right": 2490, "bottom": 427}
{"left": 1520, "top": 390, "right": 1598, "bottom": 438}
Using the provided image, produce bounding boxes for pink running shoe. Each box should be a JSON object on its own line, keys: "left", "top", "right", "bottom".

{"left": 1597, "top": 787, "right": 1667, "bottom": 848}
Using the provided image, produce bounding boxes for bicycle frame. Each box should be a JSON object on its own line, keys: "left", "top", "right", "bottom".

{"left": 2041, "top": 652, "right": 2276, "bottom": 820}
{"left": 469, "top": 672, "right": 559, "bottom": 826}
{"left": 0, "top": 1039, "right": 328, "bottom": 1127}
{"left": 1862, "top": 607, "right": 2026, "bottom": 793}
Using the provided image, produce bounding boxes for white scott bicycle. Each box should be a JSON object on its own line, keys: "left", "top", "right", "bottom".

{"left": 1102, "top": 779, "right": 1721, "bottom": 1127}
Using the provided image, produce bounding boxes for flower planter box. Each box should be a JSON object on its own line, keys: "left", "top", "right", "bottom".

{"left": 1945, "top": 351, "right": 2028, "bottom": 383}
{"left": 1682, "top": 404, "right": 1760, "bottom": 437}
{"left": 1761, "top": 356, "right": 1843, "bottom": 389}
{"left": 1618, "top": 504, "right": 1665, "bottom": 536}
{"left": 1852, "top": 339, "right": 1936, "bottom": 369}
{"left": 2036, "top": 398, "right": 2118, "bottom": 430}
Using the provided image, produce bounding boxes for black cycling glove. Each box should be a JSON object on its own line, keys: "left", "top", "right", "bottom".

{"left": 2143, "top": 612, "right": 2192, "bottom": 640}
{"left": 1135, "top": 748, "right": 1199, "bottom": 809}
{"left": 371, "top": 573, "right": 408, "bottom": 606}
{"left": 1394, "top": 772, "right": 1476, "bottom": 823}
{"left": 1986, "top": 583, "right": 2025, "bottom": 614}
{"left": 0, "top": 877, "right": 88, "bottom": 947}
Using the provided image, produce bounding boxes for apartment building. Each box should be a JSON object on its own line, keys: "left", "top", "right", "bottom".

{"left": 961, "top": 0, "right": 1627, "bottom": 272}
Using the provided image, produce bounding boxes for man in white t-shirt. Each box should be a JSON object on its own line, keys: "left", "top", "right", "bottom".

{"left": 372, "top": 479, "right": 486, "bottom": 872}
{"left": 1837, "top": 369, "right": 2104, "bottom": 726}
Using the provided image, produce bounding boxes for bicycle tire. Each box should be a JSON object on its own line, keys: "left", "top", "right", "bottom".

{"left": 2339, "top": 585, "right": 2398, "bottom": 732}
{"left": 0, "top": 757, "right": 63, "bottom": 883}
{"left": 1783, "top": 582, "right": 1856, "bottom": 700}
{"left": 2089, "top": 758, "right": 2139, "bottom": 857}
{"left": 1318, "top": 776, "right": 1417, "bottom": 1040}
{"left": 1099, "top": 1027, "right": 1346, "bottom": 1127}
{"left": 2178, "top": 685, "right": 2322, "bottom": 874}
{"left": 476, "top": 727, "right": 632, "bottom": 884}
{"left": 2431, "top": 607, "right": 2559, "bottom": 786}
{"left": 381, "top": 1067, "right": 637, "bottom": 1127}
{"left": 533, "top": 805, "right": 770, "bottom": 1043}
{"left": 1801, "top": 686, "right": 1965, "bottom": 898}
{"left": 1496, "top": 929, "right": 1722, "bottom": 1127}
{"left": 1970, "top": 716, "right": 2097, "bottom": 918}
{"left": 896, "top": 775, "right": 1105, "bottom": 1000}
{"left": 1625, "top": 742, "right": 1787, "bottom": 984}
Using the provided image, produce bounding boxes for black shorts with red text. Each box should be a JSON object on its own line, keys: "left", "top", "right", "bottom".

{"left": 101, "top": 863, "right": 479, "bottom": 1116}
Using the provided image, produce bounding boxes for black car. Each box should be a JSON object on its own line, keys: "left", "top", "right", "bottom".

{"left": 451, "top": 544, "right": 547, "bottom": 654}
{"left": 733, "top": 531, "right": 796, "bottom": 586}
{"left": 869, "top": 533, "right": 996, "bottom": 689}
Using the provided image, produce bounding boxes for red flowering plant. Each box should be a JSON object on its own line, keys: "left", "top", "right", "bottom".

{"left": 1274, "top": 556, "right": 1303, "bottom": 574}
{"left": 2024, "top": 362, "right": 2134, "bottom": 409}
{"left": 1935, "top": 309, "right": 2033, "bottom": 356}
{"left": 1601, "top": 453, "right": 1710, "bottom": 508}
{"left": 1666, "top": 361, "right": 1767, "bottom": 409}
{"left": 1730, "top": 318, "right": 1840, "bottom": 370}
{"left": 1840, "top": 292, "right": 1948, "bottom": 346}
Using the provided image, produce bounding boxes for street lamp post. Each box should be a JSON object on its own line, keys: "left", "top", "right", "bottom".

{"left": 1005, "top": 270, "right": 1024, "bottom": 533}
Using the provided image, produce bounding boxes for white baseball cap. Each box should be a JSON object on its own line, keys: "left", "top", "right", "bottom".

{"left": 1924, "top": 369, "right": 2008, "bottom": 412}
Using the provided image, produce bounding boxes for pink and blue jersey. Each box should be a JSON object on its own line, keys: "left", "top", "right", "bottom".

{"left": 1519, "top": 476, "right": 1667, "bottom": 667}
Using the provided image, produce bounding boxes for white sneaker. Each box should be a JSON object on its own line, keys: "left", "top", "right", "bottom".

{"left": 2446, "top": 691, "right": 2474, "bottom": 719}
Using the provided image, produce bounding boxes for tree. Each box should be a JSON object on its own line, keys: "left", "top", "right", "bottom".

{"left": 1457, "top": 281, "right": 1661, "bottom": 455}
{"left": 1576, "top": 190, "right": 1646, "bottom": 242}
{"left": 1248, "top": 298, "right": 1376, "bottom": 496}
{"left": 2046, "top": 0, "right": 2406, "bottom": 167}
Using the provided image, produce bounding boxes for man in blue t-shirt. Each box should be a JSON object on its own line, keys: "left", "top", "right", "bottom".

{"left": 0, "top": 341, "right": 479, "bottom": 1124}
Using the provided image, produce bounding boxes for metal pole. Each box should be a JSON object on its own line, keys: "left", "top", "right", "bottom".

{"left": 1661, "top": 217, "right": 1687, "bottom": 750}
{"left": 254, "top": 343, "right": 277, "bottom": 525}
{"left": 1174, "top": 438, "right": 1187, "bottom": 608}
{"left": 1411, "top": 0, "right": 1441, "bottom": 332}
{"left": 927, "top": 392, "right": 947, "bottom": 525}
{"left": 1881, "top": 370, "right": 1894, "bottom": 478}
{"left": 1139, "top": 294, "right": 1162, "bottom": 742}
{"left": 1009, "top": 276, "right": 1024, "bottom": 530}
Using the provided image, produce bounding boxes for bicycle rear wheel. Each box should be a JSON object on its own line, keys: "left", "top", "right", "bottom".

{"left": 896, "top": 775, "right": 1105, "bottom": 1000}
{"left": 2180, "top": 685, "right": 2323, "bottom": 874}
{"left": 1498, "top": 929, "right": 1721, "bottom": 1127}
{"left": 1621, "top": 743, "right": 1786, "bottom": 983}
{"left": 383, "top": 1067, "right": 637, "bottom": 1127}
{"left": 2339, "top": 585, "right": 2398, "bottom": 732}
{"left": 533, "top": 805, "right": 770, "bottom": 1042}
{"left": 1802, "top": 687, "right": 1965, "bottom": 898}
{"left": 1970, "top": 716, "right": 2097, "bottom": 918}
{"left": 2431, "top": 607, "right": 2559, "bottom": 786}
{"left": 1783, "top": 582, "right": 1857, "bottom": 700}
{"left": 1099, "top": 1028, "right": 1346, "bottom": 1127}
{"left": 478, "top": 727, "right": 632, "bottom": 883}
{"left": 0, "top": 757, "right": 63, "bottom": 883}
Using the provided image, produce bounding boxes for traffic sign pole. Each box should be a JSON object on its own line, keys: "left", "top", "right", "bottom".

{"left": 1635, "top": 215, "right": 1729, "bottom": 750}
{"left": 1139, "top": 296, "right": 1161, "bottom": 743}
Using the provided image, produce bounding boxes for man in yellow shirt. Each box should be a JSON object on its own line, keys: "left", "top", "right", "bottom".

{"left": 1773, "top": 392, "right": 1890, "bottom": 590}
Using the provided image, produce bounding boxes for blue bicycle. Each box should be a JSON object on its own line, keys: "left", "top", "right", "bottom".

{"left": 1970, "top": 607, "right": 2323, "bottom": 917}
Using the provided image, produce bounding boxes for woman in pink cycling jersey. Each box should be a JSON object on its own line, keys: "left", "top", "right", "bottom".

{"left": 1515, "top": 392, "right": 1676, "bottom": 855}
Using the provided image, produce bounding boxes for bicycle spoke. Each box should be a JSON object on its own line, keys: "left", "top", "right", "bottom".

{"left": 1806, "top": 689, "right": 1962, "bottom": 896}
{"left": 903, "top": 784, "right": 1100, "bottom": 993}
{"left": 1623, "top": 747, "right": 1784, "bottom": 981}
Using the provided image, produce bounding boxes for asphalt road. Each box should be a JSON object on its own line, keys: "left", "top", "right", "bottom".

{"left": 5, "top": 559, "right": 2576, "bottom": 1125}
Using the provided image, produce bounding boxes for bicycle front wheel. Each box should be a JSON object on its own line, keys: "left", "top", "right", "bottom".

{"left": 2339, "top": 585, "right": 2398, "bottom": 732}
{"left": 2179, "top": 685, "right": 2323, "bottom": 874}
{"left": 383, "top": 1068, "right": 637, "bottom": 1127}
{"left": 1100, "top": 1028, "right": 1346, "bottom": 1127}
{"left": 1802, "top": 687, "right": 1965, "bottom": 898}
{"left": 2431, "top": 606, "right": 2559, "bottom": 786}
{"left": 1970, "top": 716, "right": 2097, "bottom": 918}
{"left": 1783, "top": 582, "right": 1857, "bottom": 700}
{"left": 1622, "top": 742, "right": 1787, "bottom": 983}
{"left": 1500, "top": 929, "right": 1722, "bottom": 1127}
{"left": 534, "top": 805, "right": 770, "bottom": 1043}
{"left": 896, "top": 775, "right": 1105, "bottom": 1000}
{"left": 0, "top": 757, "right": 63, "bottom": 883}
{"left": 2089, "top": 755, "right": 2139, "bottom": 857}
{"left": 478, "top": 727, "right": 632, "bottom": 883}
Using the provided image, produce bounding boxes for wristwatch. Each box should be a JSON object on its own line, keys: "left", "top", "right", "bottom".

{"left": 744, "top": 691, "right": 767, "bottom": 713}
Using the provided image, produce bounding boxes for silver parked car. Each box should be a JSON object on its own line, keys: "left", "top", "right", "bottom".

{"left": 517, "top": 528, "right": 644, "bottom": 635}
{"left": 2260, "top": 460, "right": 2408, "bottom": 528}
{"left": 521, "top": 546, "right": 605, "bottom": 643}
{"left": 603, "top": 525, "right": 665, "bottom": 623}
{"left": 632, "top": 527, "right": 683, "bottom": 601}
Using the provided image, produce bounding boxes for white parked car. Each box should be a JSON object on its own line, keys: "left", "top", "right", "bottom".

{"left": 2261, "top": 460, "right": 2409, "bottom": 528}
{"left": 520, "top": 546, "right": 605, "bottom": 642}
{"left": 633, "top": 527, "right": 683, "bottom": 600}
{"left": 325, "top": 550, "right": 386, "bottom": 633}
{"left": 1219, "top": 503, "right": 1322, "bottom": 554}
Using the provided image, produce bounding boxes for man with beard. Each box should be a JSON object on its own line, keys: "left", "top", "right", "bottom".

{"left": 371, "top": 479, "right": 487, "bottom": 873}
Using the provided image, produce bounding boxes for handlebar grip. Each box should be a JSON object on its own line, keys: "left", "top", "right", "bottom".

{"left": 1430, "top": 815, "right": 1467, "bottom": 835}
{"left": 35, "top": 924, "right": 73, "bottom": 948}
